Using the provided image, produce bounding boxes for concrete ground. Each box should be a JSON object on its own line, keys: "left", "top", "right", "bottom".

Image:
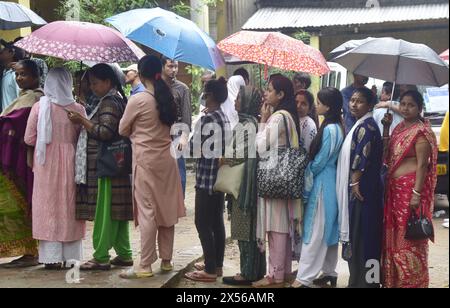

{"left": 177, "top": 216, "right": 449, "bottom": 289}
{"left": 0, "top": 173, "right": 448, "bottom": 288}
{"left": 0, "top": 173, "right": 217, "bottom": 288}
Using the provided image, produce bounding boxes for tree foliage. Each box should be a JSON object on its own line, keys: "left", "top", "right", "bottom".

{"left": 57, "top": 0, "right": 221, "bottom": 23}
{"left": 54, "top": 0, "right": 223, "bottom": 113}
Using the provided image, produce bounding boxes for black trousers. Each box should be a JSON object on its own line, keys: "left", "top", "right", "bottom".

{"left": 348, "top": 201, "right": 380, "bottom": 289}
{"left": 195, "top": 188, "right": 225, "bottom": 275}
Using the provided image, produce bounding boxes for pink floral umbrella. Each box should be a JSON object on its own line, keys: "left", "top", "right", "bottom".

{"left": 14, "top": 21, "right": 145, "bottom": 63}
{"left": 218, "top": 31, "right": 330, "bottom": 76}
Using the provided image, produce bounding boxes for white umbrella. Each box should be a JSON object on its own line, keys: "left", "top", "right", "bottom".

{"left": 334, "top": 37, "right": 449, "bottom": 155}
{"left": 334, "top": 37, "right": 449, "bottom": 87}
{"left": 0, "top": 1, "right": 46, "bottom": 30}
{"left": 328, "top": 37, "right": 376, "bottom": 60}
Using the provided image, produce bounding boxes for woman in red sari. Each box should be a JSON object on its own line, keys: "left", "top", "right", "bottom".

{"left": 382, "top": 90, "right": 438, "bottom": 288}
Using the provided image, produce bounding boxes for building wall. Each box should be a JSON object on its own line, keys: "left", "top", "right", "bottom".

{"left": 211, "top": 0, "right": 258, "bottom": 41}
{"left": 225, "top": 0, "right": 258, "bottom": 36}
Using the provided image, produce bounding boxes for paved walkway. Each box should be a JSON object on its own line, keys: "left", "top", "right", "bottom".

{"left": 0, "top": 173, "right": 448, "bottom": 288}
{"left": 0, "top": 173, "right": 229, "bottom": 288}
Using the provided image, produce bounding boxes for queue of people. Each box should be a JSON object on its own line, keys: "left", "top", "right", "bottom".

{"left": 0, "top": 41, "right": 439, "bottom": 288}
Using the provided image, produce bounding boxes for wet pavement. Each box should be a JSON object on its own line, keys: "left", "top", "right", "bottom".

{"left": 0, "top": 173, "right": 448, "bottom": 288}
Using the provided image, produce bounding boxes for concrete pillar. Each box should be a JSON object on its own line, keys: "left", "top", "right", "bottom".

{"left": 0, "top": 0, "right": 32, "bottom": 41}
{"left": 214, "top": 0, "right": 228, "bottom": 77}
{"left": 190, "top": 0, "right": 209, "bottom": 33}
{"left": 309, "top": 34, "right": 321, "bottom": 97}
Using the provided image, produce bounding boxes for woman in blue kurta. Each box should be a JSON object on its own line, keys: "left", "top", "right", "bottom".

{"left": 291, "top": 87, "right": 344, "bottom": 288}
{"left": 338, "top": 87, "right": 383, "bottom": 288}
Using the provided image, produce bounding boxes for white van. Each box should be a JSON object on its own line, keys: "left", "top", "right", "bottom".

{"left": 321, "top": 62, "right": 385, "bottom": 94}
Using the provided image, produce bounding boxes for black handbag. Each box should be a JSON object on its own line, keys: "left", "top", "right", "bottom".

{"left": 97, "top": 137, "right": 132, "bottom": 177}
{"left": 256, "top": 113, "right": 309, "bottom": 199}
{"left": 96, "top": 96, "right": 132, "bottom": 178}
{"left": 405, "top": 204, "right": 434, "bottom": 241}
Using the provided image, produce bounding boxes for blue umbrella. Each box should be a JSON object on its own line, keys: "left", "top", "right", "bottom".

{"left": 106, "top": 8, "right": 225, "bottom": 71}
{"left": 0, "top": 1, "right": 46, "bottom": 30}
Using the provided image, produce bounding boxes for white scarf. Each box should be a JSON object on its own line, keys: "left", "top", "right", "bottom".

{"left": 222, "top": 75, "right": 245, "bottom": 129}
{"left": 336, "top": 112, "right": 373, "bottom": 242}
{"left": 36, "top": 68, "right": 75, "bottom": 165}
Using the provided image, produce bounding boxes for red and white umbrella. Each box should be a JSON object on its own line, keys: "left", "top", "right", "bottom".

{"left": 14, "top": 21, "right": 145, "bottom": 63}
{"left": 218, "top": 31, "right": 330, "bottom": 76}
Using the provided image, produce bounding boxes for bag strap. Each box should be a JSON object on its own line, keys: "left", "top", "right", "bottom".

{"left": 411, "top": 203, "right": 424, "bottom": 219}
{"left": 279, "top": 112, "right": 291, "bottom": 149}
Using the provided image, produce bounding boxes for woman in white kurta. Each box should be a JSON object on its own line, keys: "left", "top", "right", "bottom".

{"left": 24, "top": 68, "right": 86, "bottom": 269}
{"left": 253, "top": 75, "right": 303, "bottom": 288}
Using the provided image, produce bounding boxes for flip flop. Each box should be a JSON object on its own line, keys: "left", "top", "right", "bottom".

{"left": 119, "top": 269, "right": 154, "bottom": 279}
{"left": 184, "top": 271, "right": 217, "bottom": 283}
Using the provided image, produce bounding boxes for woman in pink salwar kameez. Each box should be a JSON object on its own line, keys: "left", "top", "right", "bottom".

{"left": 24, "top": 68, "right": 86, "bottom": 269}
{"left": 118, "top": 55, "right": 185, "bottom": 279}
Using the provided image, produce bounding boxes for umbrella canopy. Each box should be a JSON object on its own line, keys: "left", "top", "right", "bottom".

{"left": 0, "top": 1, "right": 46, "bottom": 30}
{"left": 105, "top": 8, "right": 224, "bottom": 71}
{"left": 440, "top": 49, "right": 449, "bottom": 62}
{"left": 14, "top": 21, "right": 145, "bottom": 63}
{"left": 334, "top": 37, "right": 449, "bottom": 87}
{"left": 328, "top": 37, "right": 376, "bottom": 60}
{"left": 217, "top": 31, "right": 330, "bottom": 76}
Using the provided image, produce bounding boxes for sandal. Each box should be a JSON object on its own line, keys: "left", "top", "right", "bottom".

{"left": 184, "top": 270, "right": 217, "bottom": 283}
{"left": 252, "top": 276, "right": 285, "bottom": 289}
{"left": 223, "top": 274, "right": 253, "bottom": 286}
{"left": 193, "top": 262, "right": 205, "bottom": 271}
{"left": 44, "top": 263, "right": 63, "bottom": 270}
{"left": 111, "top": 256, "right": 134, "bottom": 267}
{"left": 161, "top": 261, "right": 174, "bottom": 272}
{"left": 1, "top": 255, "right": 39, "bottom": 268}
{"left": 80, "top": 259, "right": 111, "bottom": 271}
{"left": 193, "top": 263, "right": 222, "bottom": 277}
{"left": 119, "top": 268, "right": 154, "bottom": 279}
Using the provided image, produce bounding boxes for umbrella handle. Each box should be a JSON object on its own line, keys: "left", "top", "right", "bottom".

{"left": 77, "top": 61, "right": 84, "bottom": 102}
